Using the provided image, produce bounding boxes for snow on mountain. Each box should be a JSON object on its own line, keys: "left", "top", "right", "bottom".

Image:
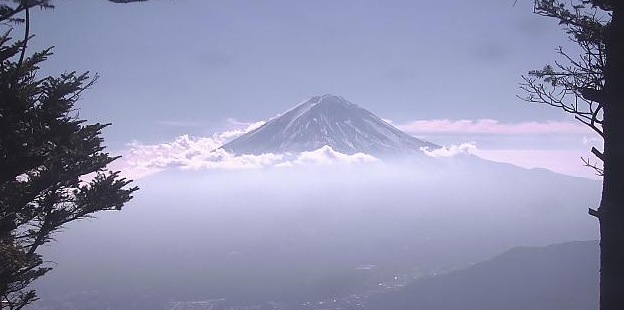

{"left": 221, "top": 94, "right": 438, "bottom": 157}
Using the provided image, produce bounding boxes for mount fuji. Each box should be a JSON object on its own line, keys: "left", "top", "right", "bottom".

{"left": 221, "top": 94, "right": 438, "bottom": 157}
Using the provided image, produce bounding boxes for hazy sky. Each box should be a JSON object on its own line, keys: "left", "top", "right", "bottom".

{"left": 22, "top": 3, "right": 604, "bottom": 307}
{"left": 24, "top": 0, "right": 601, "bottom": 178}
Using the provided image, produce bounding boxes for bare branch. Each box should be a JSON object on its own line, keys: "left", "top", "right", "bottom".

{"left": 591, "top": 146, "right": 605, "bottom": 161}
{"left": 582, "top": 156, "right": 604, "bottom": 176}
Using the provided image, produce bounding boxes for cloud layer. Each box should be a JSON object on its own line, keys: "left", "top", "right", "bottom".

{"left": 395, "top": 119, "right": 589, "bottom": 135}
{"left": 421, "top": 142, "right": 477, "bottom": 158}
{"left": 114, "top": 118, "right": 600, "bottom": 180}
{"left": 121, "top": 132, "right": 378, "bottom": 178}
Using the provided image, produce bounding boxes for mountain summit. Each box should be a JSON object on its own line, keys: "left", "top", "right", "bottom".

{"left": 221, "top": 95, "right": 437, "bottom": 156}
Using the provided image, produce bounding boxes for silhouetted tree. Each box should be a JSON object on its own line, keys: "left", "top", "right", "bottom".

{"left": 0, "top": 0, "right": 148, "bottom": 24}
{"left": 0, "top": 1, "right": 142, "bottom": 309}
{"left": 520, "top": 1, "right": 623, "bottom": 309}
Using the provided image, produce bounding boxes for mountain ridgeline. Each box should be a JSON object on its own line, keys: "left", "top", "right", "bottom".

{"left": 368, "top": 240, "right": 599, "bottom": 310}
{"left": 221, "top": 95, "right": 438, "bottom": 157}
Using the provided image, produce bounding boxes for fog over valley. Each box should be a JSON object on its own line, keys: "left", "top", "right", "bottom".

{"left": 26, "top": 95, "right": 601, "bottom": 310}
{"left": 32, "top": 158, "right": 599, "bottom": 309}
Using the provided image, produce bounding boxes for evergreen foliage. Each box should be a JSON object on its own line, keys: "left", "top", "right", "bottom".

{"left": 0, "top": 1, "right": 140, "bottom": 308}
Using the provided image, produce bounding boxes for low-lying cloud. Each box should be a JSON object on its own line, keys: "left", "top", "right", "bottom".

{"left": 421, "top": 142, "right": 477, "bottom": 158}
{"left": 218, "top": 120, "right": 266, "bottom": 141}
{"left": 115, "top": 117, "right": 599, "bottom": 180}
{"left": 122, "top": 136, "right": 378, "bottom": 178}
{"left": 395, "top": 119, "right": 589, "bottom": 135}
{"left": 278, "top": 146, "right": 378, "bottom": 167}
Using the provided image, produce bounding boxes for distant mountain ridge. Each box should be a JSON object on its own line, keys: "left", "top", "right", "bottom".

{"left": 368, "top": 240, "right": 599, "bottom": 310}
{"left": 221, "top": 94, "right": 438, "bottom": 156}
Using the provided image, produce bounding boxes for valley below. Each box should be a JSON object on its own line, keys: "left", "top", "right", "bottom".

{"left": 29, "top": 161, "right": 600, "bottom": 310}
{"left": 27, "top": 96, "right": 601, "bottom": 310}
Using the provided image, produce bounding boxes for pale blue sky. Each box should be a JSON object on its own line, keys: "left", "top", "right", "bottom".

{"left": 21, "top": 0, "right": 599, "bottom": 177}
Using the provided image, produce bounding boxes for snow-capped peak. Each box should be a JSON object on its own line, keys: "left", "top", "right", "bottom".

{"left": 221, "top": 95, "right": 437, "bottom": 157}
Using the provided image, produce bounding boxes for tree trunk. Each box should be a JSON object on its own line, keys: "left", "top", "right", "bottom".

{"left": 600, "top": 105, "right": 624, "bottom": 310}
{"left": 599, "top": 4, "right": 624, "bottom": 310}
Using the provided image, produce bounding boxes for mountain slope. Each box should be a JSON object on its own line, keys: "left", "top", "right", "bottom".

{"left": 368, "top": 240, "right": 599, "bottom": 310}
{"left": 221, "top": 94, "right": 437, "bottom": 156}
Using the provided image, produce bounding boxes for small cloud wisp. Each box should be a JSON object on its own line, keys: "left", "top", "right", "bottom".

{"left": 421, "top": 142, "right": 477, "bottom": 158}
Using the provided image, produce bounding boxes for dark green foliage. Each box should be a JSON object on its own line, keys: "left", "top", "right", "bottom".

{"left": 0, "top": 31, "right": 138, "bottom": 309}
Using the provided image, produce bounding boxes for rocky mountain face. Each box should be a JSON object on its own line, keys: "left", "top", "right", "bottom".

{"left": 221, "top": 95, "right": 437, "bottom": 157}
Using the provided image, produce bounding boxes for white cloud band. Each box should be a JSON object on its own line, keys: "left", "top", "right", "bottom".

{"left": 395, "top": 119, "right": 589, "bottom": 135}
{"left": 421, "top": 142, "right": 477, "bottom": 158}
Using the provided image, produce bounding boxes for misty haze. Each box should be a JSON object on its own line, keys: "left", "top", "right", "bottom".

{"left": 30, "top": 96, "right": 600, "bottom": 310}
{"left": 1, "top": 1, "right": 612, "bottom": 310}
